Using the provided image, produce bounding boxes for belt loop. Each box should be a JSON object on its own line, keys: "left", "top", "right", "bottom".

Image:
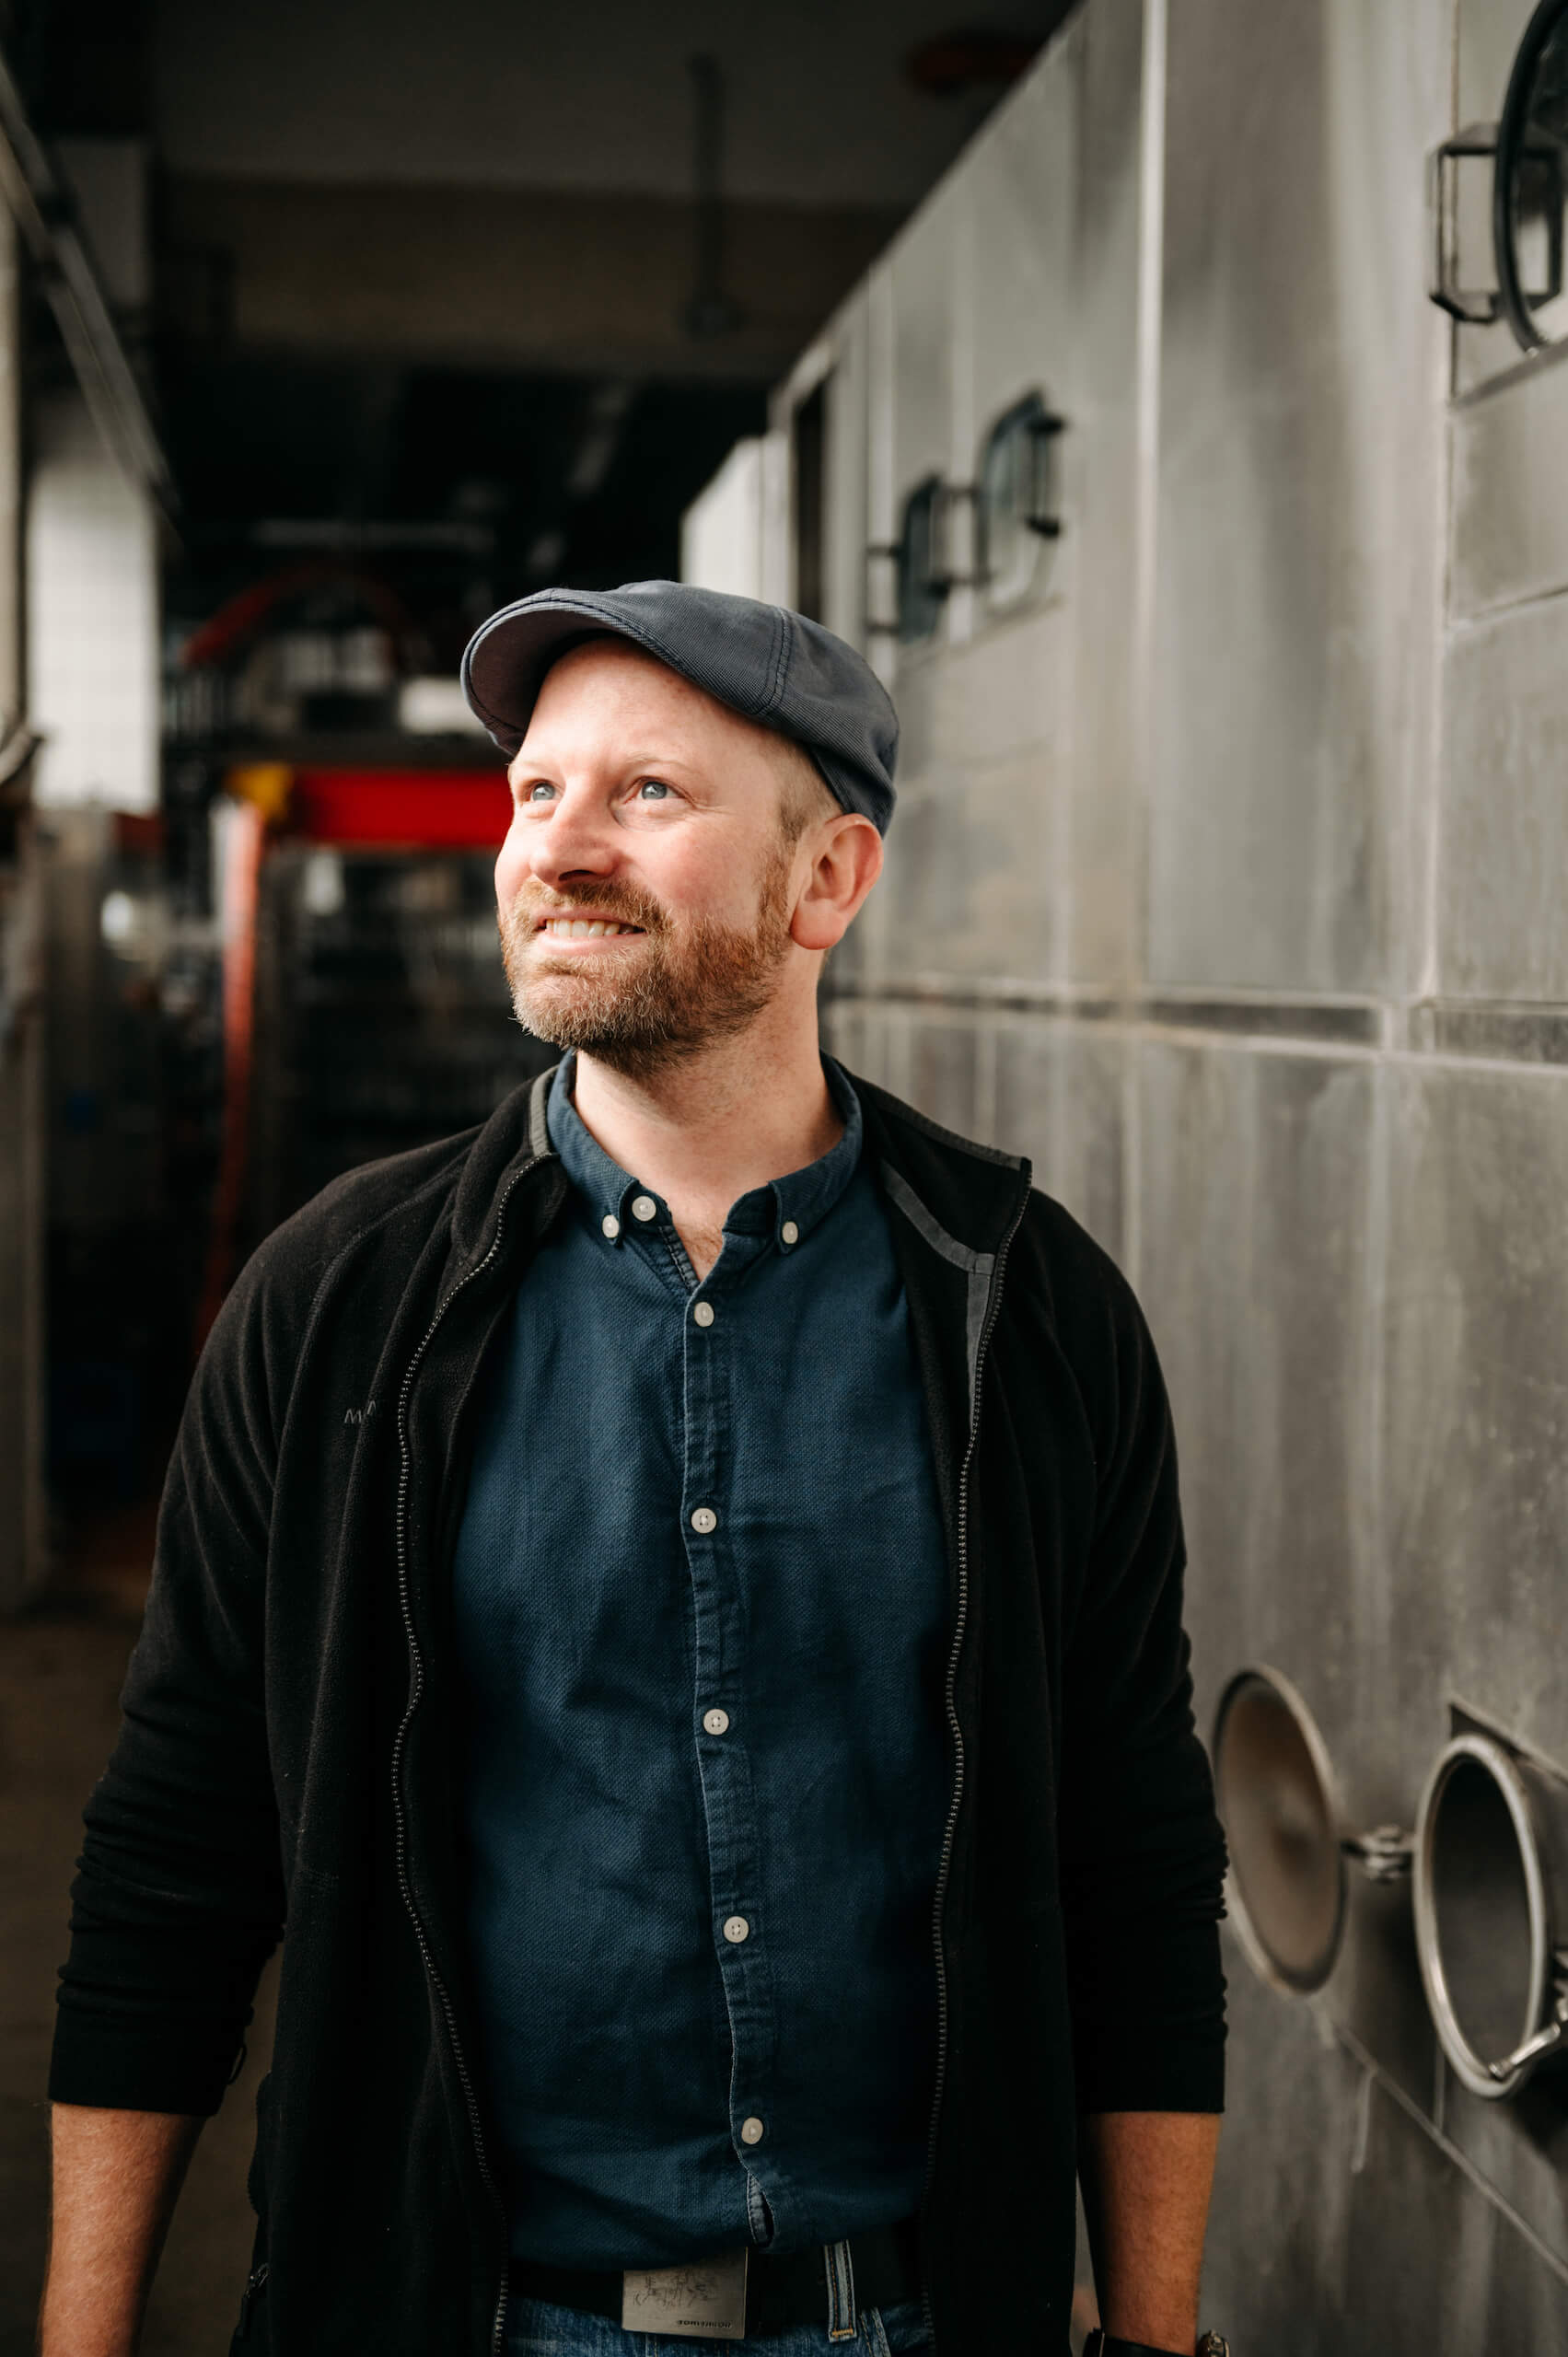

{"left": 824, "top": 2238, "right": 857, "bottom": 2342}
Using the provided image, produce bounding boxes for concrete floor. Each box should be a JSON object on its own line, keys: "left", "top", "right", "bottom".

{"left": 0, "top": 1505, "right": 274, "bottom": 2356}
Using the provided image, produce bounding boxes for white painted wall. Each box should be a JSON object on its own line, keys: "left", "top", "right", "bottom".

{"left": 679, "top": 431, "right": 791, "bottom": 603}
{"left": 679, "top": 437, "right": 766, "bottom": 597}
{"left": 27, "top": 392, "right": 159, "bottom": 814}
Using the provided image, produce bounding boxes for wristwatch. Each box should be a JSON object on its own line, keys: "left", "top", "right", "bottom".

{"left": 1082, "top": 2333, "right": 1229, "bottom": 2357}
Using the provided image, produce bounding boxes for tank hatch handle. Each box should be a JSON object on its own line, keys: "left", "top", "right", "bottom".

{"left": 1487, "top": 1948, "right": 1568, "bottom": 2082}
{"left": 1428, "top": 123, "right": 1502, "bottom": 323}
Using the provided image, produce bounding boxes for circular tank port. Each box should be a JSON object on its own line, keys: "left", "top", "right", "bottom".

{"left": 1213, "top": 1666, "right": 1347, "bottom": 1995}
{"left": 1414, "top": 1733, "right": 1561, "bottom": 2101}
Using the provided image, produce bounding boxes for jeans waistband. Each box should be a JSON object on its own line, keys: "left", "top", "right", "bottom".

{"left": 509, "top": 2215, "right": 923, "bottom": 2341}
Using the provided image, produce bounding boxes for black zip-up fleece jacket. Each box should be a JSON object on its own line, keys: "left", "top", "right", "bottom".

{"left": 51, "top": 1067, "right": 1225, "bottom": 2357}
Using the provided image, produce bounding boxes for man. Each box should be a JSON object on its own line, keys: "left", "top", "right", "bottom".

{"left": 43, "top": 583, "right": 1227, "bottom": 2357}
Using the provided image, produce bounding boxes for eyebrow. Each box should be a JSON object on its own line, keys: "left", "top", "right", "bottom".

{"left": 509, "top": 749, "right": 707, "bottom": 782}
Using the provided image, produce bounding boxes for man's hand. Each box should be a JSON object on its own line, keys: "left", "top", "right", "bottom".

{"left": 41, "top": 2104, "right": 203, "bottom": 2357}
{"left": 1079, "top": 2108, "right": 1220, "bottom": 2352}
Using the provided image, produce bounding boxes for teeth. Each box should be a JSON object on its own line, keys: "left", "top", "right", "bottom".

{"left": 543, "top": 917, "right": 633, "bottom": 938}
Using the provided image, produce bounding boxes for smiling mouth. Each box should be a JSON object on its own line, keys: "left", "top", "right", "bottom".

{"left": 535, "top": 916, "right": 645, "bottom": 940}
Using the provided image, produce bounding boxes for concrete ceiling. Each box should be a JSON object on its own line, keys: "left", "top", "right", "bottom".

{"left": 150, "top": 0, "right": 1068, "bottom": 208}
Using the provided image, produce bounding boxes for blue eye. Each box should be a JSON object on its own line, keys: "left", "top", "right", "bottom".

{"left": 526, "top": 781, "right": 554, "bottom": 804}
{"left": 636, "top": 778, "right": 671, "bottom": 801}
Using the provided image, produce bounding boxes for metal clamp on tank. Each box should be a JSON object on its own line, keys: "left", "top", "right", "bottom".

{"left": 1212, "top": 1666, "right": 1412, "bottom": 1997}
{"left": 1413, "top": 1730, "right": 1568, "bottom": 2100}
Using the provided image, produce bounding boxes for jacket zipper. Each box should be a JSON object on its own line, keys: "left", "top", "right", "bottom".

{"left": 919, "top": 1190, "right": 1029, "bottom": 2354}
{"left": 392, "top": 1160, "right": 537, "bottom": 2357}
{"left": 237, "top": 2260, "right": 269, "bottom": 2338}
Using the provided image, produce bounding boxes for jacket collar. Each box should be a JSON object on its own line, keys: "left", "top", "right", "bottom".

{"left": 853, "top": 1077, "right": 1031, "bottom": 1427}
{"left": 854, "top": 1075, "right": 1030, "bottom": 1265}
{"left": 445, "top": 1058, "right": 1032, "bottom": 1293}
{"left": 444, "top": 1063, "right": 561, "bottom": 1271}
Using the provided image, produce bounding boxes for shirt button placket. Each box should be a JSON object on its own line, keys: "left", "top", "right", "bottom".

{"left": 682, "top": 1217, "right": 765, "bottom": 2197}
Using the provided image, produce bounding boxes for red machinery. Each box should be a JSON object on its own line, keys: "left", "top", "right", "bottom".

{"left": 195, "top": 762, "right": 513, "bottom": 1345}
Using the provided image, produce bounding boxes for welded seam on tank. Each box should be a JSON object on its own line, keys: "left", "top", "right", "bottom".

{"left": 831, "top": 983, "right": 1568, "bottom": 1076}
{"left": 1333, "top": 2023, "right": 1568, "bottom": 2288}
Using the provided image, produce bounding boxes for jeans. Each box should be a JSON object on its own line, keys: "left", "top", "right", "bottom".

{"left": 505, "top": 2294, "right": 933, "bottom": 2356}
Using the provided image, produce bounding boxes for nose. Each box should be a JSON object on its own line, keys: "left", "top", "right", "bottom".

{"left": 521, "top": 784, "right": 619, "bottom": 892}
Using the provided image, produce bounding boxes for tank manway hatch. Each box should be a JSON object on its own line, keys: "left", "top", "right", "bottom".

{"left": 1414, "top": 1732, "right": 1568, "bottom": 2100}
{"left": 1213, "top": 1666, "right": 1411, "bottom": 1997}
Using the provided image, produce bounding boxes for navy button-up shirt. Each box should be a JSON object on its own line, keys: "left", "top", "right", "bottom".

{"left": 453, "top": 1054, "right": 951, "bottom": 2269}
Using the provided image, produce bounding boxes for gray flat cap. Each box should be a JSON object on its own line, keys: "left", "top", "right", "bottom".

{"left": 460, "top": 580, "right": 899, "bottom": 833}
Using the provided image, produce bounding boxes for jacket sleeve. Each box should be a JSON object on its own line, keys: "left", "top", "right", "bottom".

{"left": 49, "top": 1255, "right": 288, "bottom": 2115}
{"left": 1054, "top": 1244, "right": 1227, "bottom": 2115}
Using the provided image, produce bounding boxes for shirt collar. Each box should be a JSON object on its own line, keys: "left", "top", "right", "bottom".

{"left": 546, "top": 1051, "right": 863, "bottom": 1254}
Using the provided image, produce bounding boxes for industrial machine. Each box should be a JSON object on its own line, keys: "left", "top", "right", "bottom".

{"left": 684, "top": 0, "right": 1568, "bottom": 2342}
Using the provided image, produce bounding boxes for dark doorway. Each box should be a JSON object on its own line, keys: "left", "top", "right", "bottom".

{"left": 791, "top": 377, "right": 828, "bottom": 621}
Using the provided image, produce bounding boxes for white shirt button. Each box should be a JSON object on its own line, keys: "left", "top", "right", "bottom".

{"left": 632, "top": 1194, "right": 657, "bottom": 1222}
{"left": 723, "top": 1915, "right": 749, "bottom": 1945}
{"left": 601, "top": 1213, "right": 620, "bottom": 1239}
{"left": 780, "top": 1220, "right": 799, "bottom": 1248}
{"left": 692, "top": 1300, "right": 715, "bottom": 1328}
{"left": 703, "top": 1707, "right": 730, "bottom": 1736}
{"left": 740, "top": 2117, "right": 765, "bottom": 2146}
{"left": 691, "top": 1506, "right": 717, "bottom": 1535}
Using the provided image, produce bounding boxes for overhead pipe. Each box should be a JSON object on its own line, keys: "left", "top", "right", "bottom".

{"left": 683, "top": 55, "right": 744, "bottom": 340}
{"left": 0, "top": 45, "right": 175, "bottom": 517}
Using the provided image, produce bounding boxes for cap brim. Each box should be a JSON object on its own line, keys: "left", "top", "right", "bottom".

{"left": 461, "top": 599, "right": 664, "bottom": 761}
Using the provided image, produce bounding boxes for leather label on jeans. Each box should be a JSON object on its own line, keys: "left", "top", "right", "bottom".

{"left": 621, "top": 2250, "right": 749, "bottom": 2339}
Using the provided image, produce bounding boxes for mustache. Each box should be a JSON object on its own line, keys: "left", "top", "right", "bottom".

{"left": 507, "top": 881, "right": 670, "bottom": 936}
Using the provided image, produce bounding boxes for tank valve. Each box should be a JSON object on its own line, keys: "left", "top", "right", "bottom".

{"left": 1341, "top": 1826, "right": 1415, "bottom": 1884}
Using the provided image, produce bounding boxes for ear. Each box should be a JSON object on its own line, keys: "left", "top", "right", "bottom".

{"left": 790, "top": 814, "right": 884, "bottom": 952}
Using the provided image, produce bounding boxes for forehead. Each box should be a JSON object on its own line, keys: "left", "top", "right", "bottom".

{"left": 519, "top": 638, "right": 738, "bottom": 754}
{"left": 507, "top": 638, "right": 813, "bottom": 823}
